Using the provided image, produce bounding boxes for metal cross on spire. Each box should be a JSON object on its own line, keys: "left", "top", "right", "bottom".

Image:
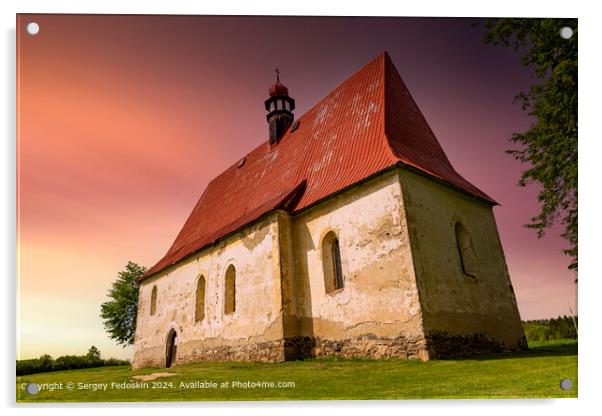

{"left": 275, "top": 68, "right": 280, "bottom": 83}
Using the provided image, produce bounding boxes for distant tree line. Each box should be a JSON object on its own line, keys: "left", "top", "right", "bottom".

{"left": 16, "top": 346, "right": 130, "bottom": 376}
{"left": 522, "top": 315, "right": 578, "bottom": 342}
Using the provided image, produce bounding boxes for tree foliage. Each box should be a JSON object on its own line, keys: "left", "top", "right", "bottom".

{"left": 86, "top": 345, "right": 101, "bottom": 364}
{"left": 100, "top": 262, "right": 146, "bottom": 346}
{"left": 481, "top": 19, "right": 578, "bottom": 269}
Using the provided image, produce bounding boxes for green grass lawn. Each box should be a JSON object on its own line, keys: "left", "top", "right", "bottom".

{"left": 16, "top": 339, "right": 577, "bottom": 402}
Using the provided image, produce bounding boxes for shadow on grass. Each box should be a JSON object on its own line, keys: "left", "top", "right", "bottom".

{"left": 440, "top": 339, "right": 577, "bottom": 362}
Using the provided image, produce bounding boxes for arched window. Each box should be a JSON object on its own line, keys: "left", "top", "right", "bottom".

{"left": 322, "top": 231, "right": 344, "bottom": 293}
{"left": 455, "top": 222, "right": 478, "bottom": 278}
{"left": 224, "top": 265, "right": 236, "bottom": 315}
{"left": 195, "top": 275, "right": 206, "bottom": 322}
{"left": 165, "top": 329, "right": 177, "bottom": 368}
{"left": 150, "top": 285, "right": 158, "bottom": 316}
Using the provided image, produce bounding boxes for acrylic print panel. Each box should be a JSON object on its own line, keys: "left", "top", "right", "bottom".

{"left": 16, "top": 14, "right": 578, "bottom": 402}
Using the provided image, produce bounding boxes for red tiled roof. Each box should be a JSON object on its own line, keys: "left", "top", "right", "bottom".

{"left": 142, "top": 52, "right": 495, "bottom": 280}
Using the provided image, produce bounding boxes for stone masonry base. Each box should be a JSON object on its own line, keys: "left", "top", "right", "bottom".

{"left": 425, "top": 332, "right": 529, "bottom": 358}
{"left": 133, "top": 332, "right": 528, "bottom": 368}
{"left": 283, "top": 334, "right": 429, "bottom": 360}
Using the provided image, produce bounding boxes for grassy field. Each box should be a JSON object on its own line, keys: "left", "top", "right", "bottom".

{"left": 16, "top": 339, "right": 577, "bottom": 402}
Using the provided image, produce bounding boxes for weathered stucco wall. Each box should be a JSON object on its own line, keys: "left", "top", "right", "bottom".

{"left": 134, "top": 166, "right": 527, "bottom": 368}
{"left": 399, "top": 170, "right": 526, "bottom": 356}
{"left": 132, "top": 213, "right": 285, "bottom": 369}
{"left": 289, "top": 171, "right": 428, "bottom": 359}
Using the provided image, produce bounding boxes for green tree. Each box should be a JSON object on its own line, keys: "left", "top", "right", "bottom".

{"left": 100, "top": 262, "right": 146, "bottom": 346}
{"left": 86, "top": 345, "right": 101, "bottom": 364}
{"left": 481, "top": 19, "right": 578, "bottom": 269}
{"left": 38, "top": 354, "right": 53, "bottom": 372}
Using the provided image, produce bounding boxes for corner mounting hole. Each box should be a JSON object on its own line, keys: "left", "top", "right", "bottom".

{"left": 26, "top": 22, "right": 40, "bottom": 35}
{"left": 559, "top": 27, "right": 573, "bottom": 39}
{"left": 560, "top": 378, "right": 573, "bottom": 391}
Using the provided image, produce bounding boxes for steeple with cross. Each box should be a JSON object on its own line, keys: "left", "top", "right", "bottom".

{"left": 264, "top": 68, "right": 295, "bottom": 145}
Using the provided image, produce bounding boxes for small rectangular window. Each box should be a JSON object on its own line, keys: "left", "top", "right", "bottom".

{"left": 195, "top": 276, "right": 206, "bottom": 322}
{"left": 323, "top": 232, "right": 344, "bottom": 293}
{"left": 150, "top": 286, "right": 157, "bottom": 316}
{"left": 224, "top": 265, "right": 236, "bottom": 314}
{"left": 332, "top": 239, "right": 344, "bottom": 290}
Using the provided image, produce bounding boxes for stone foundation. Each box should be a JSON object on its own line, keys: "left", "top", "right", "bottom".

{"left": 171, "top": 339, "right": 285, "bottom": 366}
{"left": 133, "top": 332, "right": 531, "bottom": 368}
{"left": 284, "top": 334, "right": 429, "bottom": 360}
{"left": 134, "top": 334, "right": 436, "bottom": 368}
{"left": 132, "top": 347, "right": 166, "bottom": 369}
{"left": 425, "top": 332, "right": 529, "bottom": 358}
{"left": 133, "top": 340, "right": 285, "bottom": 369}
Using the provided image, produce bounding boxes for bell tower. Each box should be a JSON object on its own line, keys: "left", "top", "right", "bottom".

{"left": 265, "top": 68, "right": 295, "bottom": 145}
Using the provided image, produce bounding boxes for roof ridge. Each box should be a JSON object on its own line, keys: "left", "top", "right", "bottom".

{"left": 301, "top": 51, "right": 388, "bottom": 111}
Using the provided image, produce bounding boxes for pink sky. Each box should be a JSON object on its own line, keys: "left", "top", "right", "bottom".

{"left": 17, "top": 15, "right": 576, "bottom": 360}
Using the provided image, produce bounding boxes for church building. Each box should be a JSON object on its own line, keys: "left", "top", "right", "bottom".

{"left": 132, "top": 52, "right": 526, "bottom": 369}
